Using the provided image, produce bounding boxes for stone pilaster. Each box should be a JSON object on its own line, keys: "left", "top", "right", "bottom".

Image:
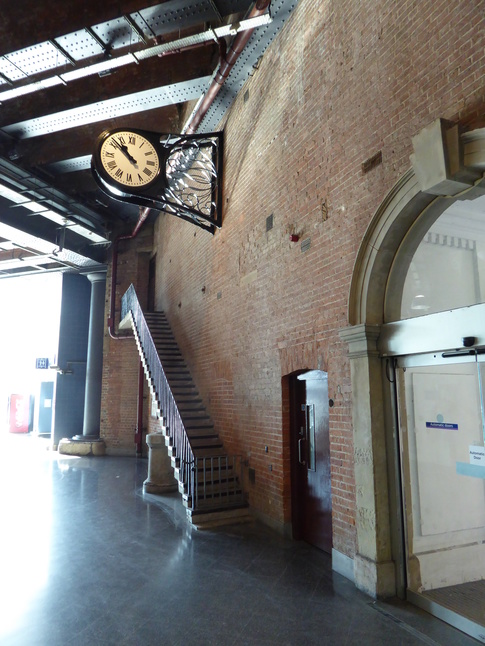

{"left": 339, "top": 324, "right": 396, "bottom": 598}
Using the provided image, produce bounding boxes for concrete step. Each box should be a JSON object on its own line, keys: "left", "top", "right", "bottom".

{"left": 194, "top": 468, "right": 238, "bottom": 484}
{"left": 185, "top": 501, "right": 250, "bottom": 526}
{"left": 190, "top": 437, "right": 223, "bottom": 449}
{"left": 179, "top": 405, "right": 206, "bottom": 414}
{"left": 188, "top": 506, "right": 252, "bottom": 530}
{"left": 184, "top": 421, "right": 215, "bottom": 431}
{"left": 185, "top": 431, "right": 219, "bottom": 441}
{"left": 165, "top": 373, "right": 191, "bottom": 380}
{"left": 179, "top": 418, "right": 213, "bottom": 430}
{"left": 176, "top": 394, "right": 203, "bottom": 402}
{"left": 180, "top": 410, "right": 211, "bottom": 419}
{"left": 170, "top": 389, "right": 199, "bottom": 397}
{"left": 193, "top": 447, "right": 227, "bottom": 458}
{"left": 171, "top": 382, "right": 199, "bottom": 402}
{"left": 187, "top": 482, "right": 242, "bottom": 497}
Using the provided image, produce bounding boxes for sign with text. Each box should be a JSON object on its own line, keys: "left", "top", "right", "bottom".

{"left": 469, "top": 445, "right": 485, "bottom": 466}
{"left": 426, "top": 421, "right": 458, "bottom": 430}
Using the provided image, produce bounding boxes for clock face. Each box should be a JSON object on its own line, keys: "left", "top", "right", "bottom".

{"left": 99, "top": 131, "right": 161, "bottom": 188}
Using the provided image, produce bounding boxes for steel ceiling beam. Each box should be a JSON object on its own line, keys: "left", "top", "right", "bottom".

{"left": 0, "top": 1, "right": 229, "bottom": 55}
{"left": 3, "top": 77, "right": 213, "bottom": 140}
{"left": 0, "top": 13, "right": 269, "bottom": 111}
{"left": 0, "top": 204, "right": 107, "bottom": 263}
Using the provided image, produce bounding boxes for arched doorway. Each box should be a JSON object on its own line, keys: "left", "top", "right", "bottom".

{"left": 341, "top": 123, "right": 485, "bottom": 640}
{"left": 382, "top": 194, "right": 485, "bottom": 640}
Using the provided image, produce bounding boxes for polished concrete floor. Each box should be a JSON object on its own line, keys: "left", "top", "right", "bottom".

{"left": 0, "top": 433, "right": 480, "bottom": 646}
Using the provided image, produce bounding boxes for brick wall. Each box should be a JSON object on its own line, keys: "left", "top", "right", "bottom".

{"left": 100, "top": 226, "right": 152, "bottom": 455}
{"left": 106, "top": 0, "right": 485, "bottom": 557}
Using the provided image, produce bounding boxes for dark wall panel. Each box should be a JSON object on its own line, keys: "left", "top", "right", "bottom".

{"left": 53, "top": 273, "right": 90, "bottom": 445}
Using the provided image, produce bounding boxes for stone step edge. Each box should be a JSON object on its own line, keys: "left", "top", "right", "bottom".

{"left": 187, "top": 506, "right": 252, "bottom": 530}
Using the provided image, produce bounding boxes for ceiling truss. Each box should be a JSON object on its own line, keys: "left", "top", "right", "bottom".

{"left": 0, "top": 0, "right": 298, "bottom": 279}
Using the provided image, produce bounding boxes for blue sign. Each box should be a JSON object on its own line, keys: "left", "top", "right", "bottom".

{"left": 426, "top": 422, "right": 458, "bottom": 430}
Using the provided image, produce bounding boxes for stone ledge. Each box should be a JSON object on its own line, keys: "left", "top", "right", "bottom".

{"left": 58, "top": 438, "right": 106, "bottom": 456}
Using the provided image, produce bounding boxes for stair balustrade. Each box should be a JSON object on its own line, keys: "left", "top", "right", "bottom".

{"left": 121, "top": 284, "right": 247, "bottom": 518}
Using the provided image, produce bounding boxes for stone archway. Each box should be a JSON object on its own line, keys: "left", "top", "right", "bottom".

{"left": 340, "top": 122, "right": 485, "bottom": 598}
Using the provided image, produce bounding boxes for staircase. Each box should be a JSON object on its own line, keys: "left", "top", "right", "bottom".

{"left": 121, "top": 286, "right": 250, "bottom": 528}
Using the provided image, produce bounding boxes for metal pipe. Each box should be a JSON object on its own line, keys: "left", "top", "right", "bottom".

{"left": 108, "top": 206, "right": 151, "bottom": 340}
{"left": 185, "top": 0, "right": 272, "bottom": 134}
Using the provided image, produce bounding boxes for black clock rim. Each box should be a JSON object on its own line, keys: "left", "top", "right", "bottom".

{"left": 91, "top": 163, "right": 160, "bottom": 199}
{"left": 92, "top": 128, "right": 163, "bottom": 193}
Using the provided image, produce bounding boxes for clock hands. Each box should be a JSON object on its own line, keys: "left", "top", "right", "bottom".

{"left": 98, "top": 130, "right": 160, "bottom": 188}
{"left": 112, "top": 138, "right": 138, "bottom": 167}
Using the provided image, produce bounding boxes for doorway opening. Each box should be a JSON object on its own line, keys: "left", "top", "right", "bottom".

{"left": 346, "top": 129, "right": 485, "bottom": 637}
{"left": 289, "top": 370, "right": 332, "bottom": 554}
{"left": 380, "top": 191, "right": 485, "bottom": 640}
{"left": 393, "top": 349, "right": 485, "bottom": 636}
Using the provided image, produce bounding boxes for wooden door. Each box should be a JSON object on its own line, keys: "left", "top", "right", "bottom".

{"left": 290, "top": 371, "right": 332, "bottom": 553}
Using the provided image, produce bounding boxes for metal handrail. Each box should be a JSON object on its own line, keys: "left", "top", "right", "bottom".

{"left": 122, "top": 285, "right": 195, "bottom": 502}
{"left": 121, "top": 285, "right": 246, "bottom": 512}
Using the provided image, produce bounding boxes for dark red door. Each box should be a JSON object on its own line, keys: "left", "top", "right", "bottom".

{"left": 291, "top": 371, "right": 332, "bottom": 553}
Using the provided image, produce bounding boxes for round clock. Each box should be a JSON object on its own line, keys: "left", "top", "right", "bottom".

{"left": 92, "top": 128, "right": 164, "bottom": 195}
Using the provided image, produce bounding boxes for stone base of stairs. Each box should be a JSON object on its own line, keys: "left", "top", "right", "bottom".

{"left": 144, "top": 432, "right": 177, "bottom": 494}
{"left": 188, "top": 505, "right": 253, "bottom": 530}
{"left": 144, "top": 480, "right": 178, "bottom": 495}
{"left": 58, "top": 437, "right": 106, "bottom": 456}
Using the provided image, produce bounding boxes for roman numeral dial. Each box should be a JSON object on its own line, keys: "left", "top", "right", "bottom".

{"left": 99, "top": 131, "right": 160, "bottom": 188}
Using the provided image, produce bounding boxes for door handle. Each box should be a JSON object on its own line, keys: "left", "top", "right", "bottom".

{"left": 298, "top": 438, "right": 306, "bottom": 465}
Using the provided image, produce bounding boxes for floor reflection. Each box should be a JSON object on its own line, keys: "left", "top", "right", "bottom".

{"left": 0, "top": 433, "right": 479, "bottom": 646}
{"left": 0, "top": 433, "right": 55, "bottom": 635}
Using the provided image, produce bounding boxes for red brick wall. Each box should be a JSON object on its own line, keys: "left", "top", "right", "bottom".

{"left": 100, "top": 226, "right": 152, "bottom": 455}
{"left": 110, "top": 0, "right": 485, "bottom": 557}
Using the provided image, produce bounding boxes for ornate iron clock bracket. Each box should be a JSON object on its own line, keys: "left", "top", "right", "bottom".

{"left": 92, "top": 129, "right": 223, "bottom": 234}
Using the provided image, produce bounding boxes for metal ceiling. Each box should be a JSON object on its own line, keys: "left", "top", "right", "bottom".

{"left": 0, "top": 0, "right": 298, "bottom": 279}
{"left": 3, "top": 77, "right": 213, "bottom": 139}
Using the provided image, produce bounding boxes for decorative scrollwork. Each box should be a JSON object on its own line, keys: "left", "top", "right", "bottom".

{"left": 92, "top": 127, "right": 223, "bottom": 234}
{"left": 160, "top": 133, "right": 223, "bottom": 232}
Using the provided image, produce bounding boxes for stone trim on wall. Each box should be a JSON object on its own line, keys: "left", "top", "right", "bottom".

{"left": 340, "top": 324, "right": 395, "bottom": 598}
{"left": 342, "top": 125, "right": 485, "bottom": 598}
